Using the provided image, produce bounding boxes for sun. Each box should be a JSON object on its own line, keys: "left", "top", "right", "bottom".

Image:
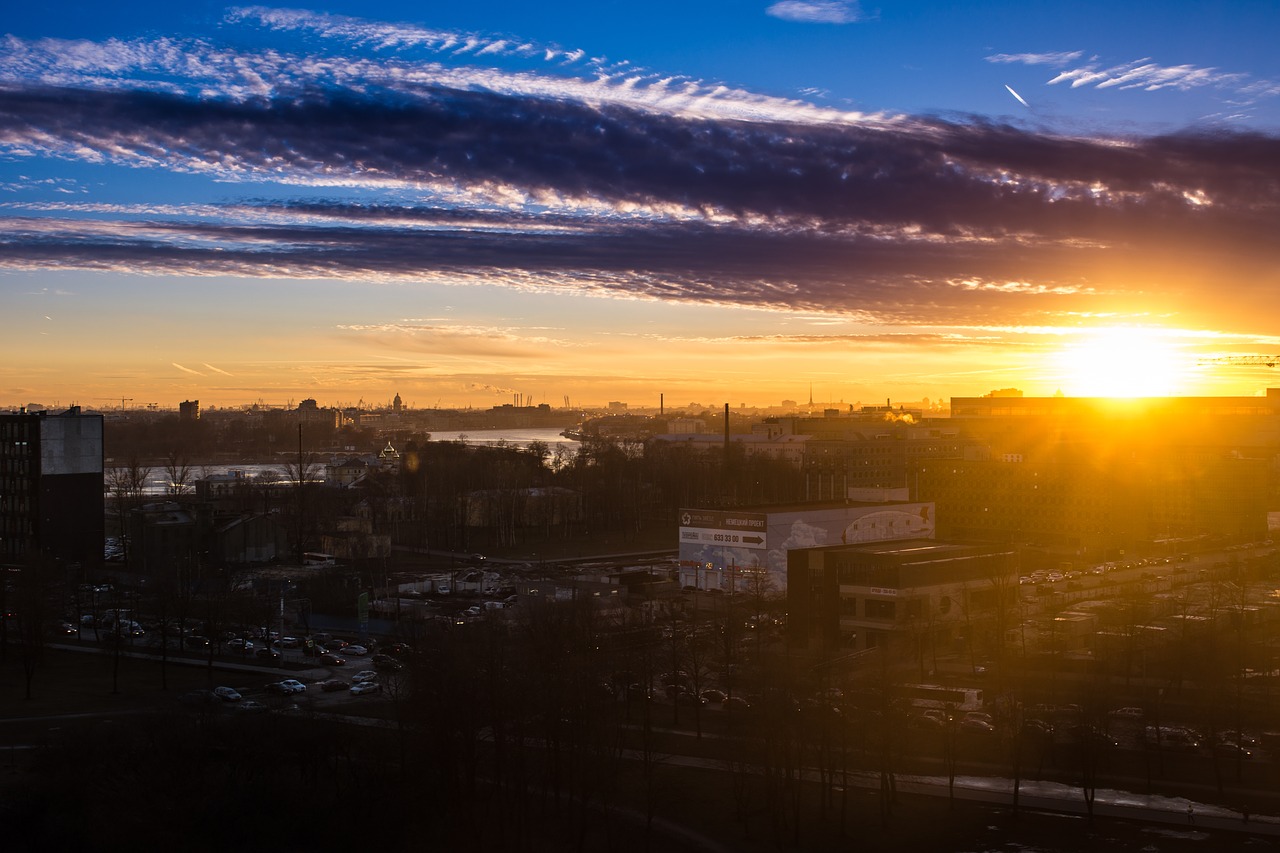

{"left": 1052, "top": 327, "right": 1189, "bottom": 398}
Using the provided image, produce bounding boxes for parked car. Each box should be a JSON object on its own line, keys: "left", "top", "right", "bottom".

{"left": 227, "top": 638, "right": 253, "bottom": 654}
{"left": 318, "top": 679, "right": 350, "bottom": 692}
{"left": 181, "top": 689, "right": 220, "bottom": 706}
{"left": 1145, "top": 726, "right": 1200, "bottom": 752}
{"left": 373, "top": 655, "right": 403, "bottom": 672}
{"left": 324, "top": 639, "right": 349, "bottom": 652}
{"left": 279, "top": 636, "right": 301, "bottom": 648}
{"left": 723, "top": 696, "right": 752, "bottom": 712}
{"left": 1215, "top": 741, "right": 1254, "bottom": 760}
{"left": 1109, "top": 706, "right": 1145, "bottom": 719}
{"left": 675, "top": 691, "right": 707, "bottom": 707}
{"left": 700, "top": 689, "right": 727, "bottom": 704}
{"left": 959, "top": 718, "right": 996, "bottom": 735}
{"left": 1219, "top": 730, "right": 1260, "bottom": 747}
{"left": 266, "top": 679, "right": 307, "bottom": 695}
{"left": 351, "top": 671, "right": 379, "bottom": 684}
{"left": 343, "top": 645, "right": 369, "bottom": 656}
{"left": 236, "top": 700, "right": 270, "bottom": 714}
{"left": 183, "top": 635, "right": 210, "bottom": 650}
{"left": 255, "top": 648, "right": 281, "bottom": 662}
{"left": 319, "top": 653, "right": 346, "bottom": 666}
{"left": 212, "top": 686, "right": 242, "bottom": 702}
{"left": 1022, "top": 719, "right": 1054, "bottom": 738}
{"left": 349, "top": 681, "right": 381, "bottom": 695}
{"left": 910, "top": 714, "right": 945, "bottom": 730}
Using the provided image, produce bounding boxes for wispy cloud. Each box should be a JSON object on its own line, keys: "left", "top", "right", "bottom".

{"left": 171, "top": 363, "right": 205, "bottom": 376}
{"left": 202, "top": 363, "right": 233, "bottom": 376}
{"left": 1047, "top": 58, "right": 1249, "bottom": 92}
{"left": 990, "top": 50, "right": 1267, "bottom": 99}
{"left": 766, "top": 2, "right": 863, "bottom": 24}
{"left": 986, "top": 51, "right": 1083, "bottom": 67}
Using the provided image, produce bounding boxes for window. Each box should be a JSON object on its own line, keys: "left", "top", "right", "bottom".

{"left": 865, "top": 599, "right": 895, "bottom": 620}
{"left": 939, "top": 595, "right": 952, "bottom": 615}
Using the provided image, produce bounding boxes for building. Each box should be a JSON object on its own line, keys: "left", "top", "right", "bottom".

{"left": 677, "top": 499, "right": 936, "bottom": 592}
{"left": 917, "top": 390, "right": 1280, "bottom": 565}
{"left": 786, "top": 539, "right": 1017, "bottom": 657}
{"left": 127, "top": 501, "right": 197, "bottom": 572}
{"left": 650, "top": 431, "right": 809, "bottom": 466}
{"left": 179, "top": 399, "right": 200, "bottom": 421}
{"left": 0, "top": 406, "right": 104, "bottom": 569}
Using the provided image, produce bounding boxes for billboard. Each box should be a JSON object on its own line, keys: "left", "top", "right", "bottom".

{"left": 679, "top": 509, "right": 768, "bottom": 550}
{"left": 678, "top": 502, "right": 935, "bottom": 591}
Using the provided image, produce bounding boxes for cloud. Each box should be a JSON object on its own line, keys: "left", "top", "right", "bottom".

{"left": 1004, "top": 84, "right": 1030, "bottom": 108}
{"left": 1046, "top": 58, "right": 1250, "bottom": 93}
{"left": 171, "top": 363, "right": 205, "bottom": 376}
{"left": 986, "top": 51, "right": 1083, "bottom": 67}
{"left": 202, "top": 363, "right": 234, "bottom": 376}
{"left": 766, "top": 2, "right": 863, "bottom": 24}
{"left": 0, "top": 20, "right": 1277, "bottom": 337}
{"left": 991, "top": 50, "right": 1276, "bottom": 103}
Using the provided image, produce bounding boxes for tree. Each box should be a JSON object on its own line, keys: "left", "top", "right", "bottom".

{"left": 163, "top": 450, "right": 193, "bottom": 496}
{"left": 106, "top": 457, "right": 151, "bottom": 565}
{"left": 11, "top": 557, "right": 55, "bottom": 699}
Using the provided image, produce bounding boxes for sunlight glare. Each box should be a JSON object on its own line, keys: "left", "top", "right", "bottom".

{"left": 1053, "top": 328, "right": 1189, "bottom": 398}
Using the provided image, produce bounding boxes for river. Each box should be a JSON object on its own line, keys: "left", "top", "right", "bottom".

{"left": 114, "top": 427, "right": 581, "bottom": 495}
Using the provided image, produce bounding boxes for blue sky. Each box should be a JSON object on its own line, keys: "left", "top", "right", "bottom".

{"left": 2, "top": 2, "right": 1279, "bottom": 410}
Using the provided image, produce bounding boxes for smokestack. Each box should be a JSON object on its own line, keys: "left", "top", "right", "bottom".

{"left": 724, "top": 402, "right": 730, "bottom": 452}
{"left": 660, "top": 393, "right": 664, "bottom": 416}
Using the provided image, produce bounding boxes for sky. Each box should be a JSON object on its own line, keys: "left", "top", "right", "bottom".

{"left": 2, "top": 1, "right": 1279, "bottom": 412}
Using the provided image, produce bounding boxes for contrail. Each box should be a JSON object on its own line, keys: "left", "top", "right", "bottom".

{"left": 1005, "top": 84, "right": 1030, "bottom": 108}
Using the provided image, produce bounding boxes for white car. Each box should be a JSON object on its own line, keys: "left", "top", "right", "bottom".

{"left": 349, "top": 681, "right": 381, "bottom": 695}
{"left": 213, "top": 686, "right": 242, "bottom": 702}
{"left": 351, "top": 671, "right": 379, "bottom": 684}
{"left": 267, "top": 679, "right": 307, "bottom": 695}
{"left": 343, "top": 645, "right": 369, "bottom": 656}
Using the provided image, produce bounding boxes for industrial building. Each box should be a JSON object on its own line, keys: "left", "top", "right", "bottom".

{"left": 786, "top": 538, "right": 1018, "bottom": 658}
{"left": 677, "top": 498, "right": 937, "bottom": 592}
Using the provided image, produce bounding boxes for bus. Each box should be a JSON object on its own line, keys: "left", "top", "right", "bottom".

{"left": 900, "top": 683, "right": 984, "bottom": 713}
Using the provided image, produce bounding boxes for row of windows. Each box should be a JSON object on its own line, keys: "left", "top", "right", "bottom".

{"left": 0, "top": 477, "right": 33, "bottom": 495}
{"left": 0, "top": 421, "right": 33, "bottom": 440}
{"left": 0, "top": 494, "right": 32, "bottom": 512}
{"left": 0, "top": 517, "right": 34, "bottom": 536}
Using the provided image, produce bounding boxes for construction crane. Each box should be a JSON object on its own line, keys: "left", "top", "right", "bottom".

{"left": 1198, "top": 356, "right": 1280, "bottom": 368}
{"left": 93, "top": 397, "right": 134, "bottom": 410}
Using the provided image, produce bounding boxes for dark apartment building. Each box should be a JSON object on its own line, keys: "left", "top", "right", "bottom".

{"left": 0, "top": 406, "right": 104, "bottom": 568}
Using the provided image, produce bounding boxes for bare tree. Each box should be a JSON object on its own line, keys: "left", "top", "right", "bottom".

{"left": 106, "top": 456, "right": 152, "bottom": 565}
{"left": 12, "top": 557, "right": 55, "bottom": 699}
{"left": 163, "top": 450, "right": 193, "bottom": 496}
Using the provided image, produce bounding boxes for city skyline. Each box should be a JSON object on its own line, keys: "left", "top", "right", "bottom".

{"left": 3, "top": 2, "right": 1280, "bottom": 410}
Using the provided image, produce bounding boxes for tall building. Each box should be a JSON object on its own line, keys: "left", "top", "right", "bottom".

{"left": 0, "top": 406, "right": 104, "bottom": 568}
